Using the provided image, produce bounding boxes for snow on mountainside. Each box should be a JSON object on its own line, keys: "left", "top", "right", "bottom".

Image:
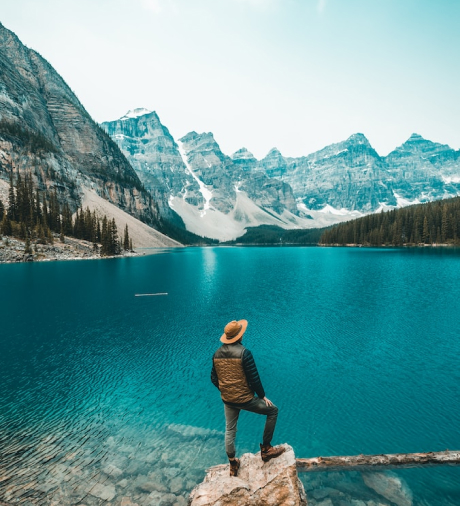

{"left": 258, "top": 132, "right": 460, "bottom": 213}
{"left": 0, "top": 23, "right": 163, "bottom": 236}
{"left": 104, "top": 112, "right": 313, "bottom": 241}
{"left": 104, "top": 109, "right": 460, "bottom": 241}
{"left": 120, "top": 108, "right": 152, "bottom": 120}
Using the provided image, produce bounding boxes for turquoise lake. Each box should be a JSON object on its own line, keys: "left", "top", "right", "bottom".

{"left": 1, "top": 247, "right": 460, "bottom": 505}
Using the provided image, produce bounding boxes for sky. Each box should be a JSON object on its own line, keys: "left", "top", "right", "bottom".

{"left": 1, "top": 0, "right": 459, "bottom": 159}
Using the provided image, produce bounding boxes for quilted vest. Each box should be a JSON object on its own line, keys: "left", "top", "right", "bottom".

{"left": 213, "top": 343, "right": 254, "bottom": 404}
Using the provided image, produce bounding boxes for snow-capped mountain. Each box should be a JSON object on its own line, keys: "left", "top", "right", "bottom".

{"left": 260, "top": 133, "right": 460, "bottom": 213}
{"left": 103, "top": 113, "right": 312, "bottom": 240}
{"left": 102, "top": 110, "right": 195, "bottom": 224}
{"left": 262, "top": 133, "right": 395, "bottom": 212}
{"left": 0, "top": 23, "right": 163, "bottom": 231}
{"left": 384, "top": 133, "right": 460, "bottom": 203}
{"left": 103, "top": 109, "right": 460, "bottom": 241}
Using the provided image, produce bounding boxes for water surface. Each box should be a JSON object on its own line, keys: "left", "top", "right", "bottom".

{"left": 1, "top": 247, "right": 460, "bottom": 505}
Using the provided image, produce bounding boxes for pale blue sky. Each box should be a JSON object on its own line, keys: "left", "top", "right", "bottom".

{"left": 1, "top": 0, "right": 459, "bottom": 158}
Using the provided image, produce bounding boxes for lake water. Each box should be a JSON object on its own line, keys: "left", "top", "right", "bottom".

{"left": 1, "top": 247, "right": 460, "bottom": 506}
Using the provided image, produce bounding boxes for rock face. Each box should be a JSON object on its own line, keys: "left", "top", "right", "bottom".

{"left": 102, "top": 109, "right": 196, "bottom": 223}
{"left": 269, "top": 134, "right": 395, "bottom": 212}
{"left": 0, "top": 22, "right": 160, "bottom": 227}
{"left": 104, "top": 113, "right": 312, "bottom": 241}
{"left": 362, "top": 472, "right": 413, "bottom": 506}
{"left": 188, "top": 444, "right": 307, "bottom": 506}
{"left": 384, "top": 133, "right": 460, "bottom": 202}
{"left": 105, "top": 108, "right": 460, "bottom": 240}
{"left": 260, "top": 133, "right": 460, "bottom": 213}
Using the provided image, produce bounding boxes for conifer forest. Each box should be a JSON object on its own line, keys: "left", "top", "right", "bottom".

{"left": 0, "top": 173, "right": 133, "bottom": 256}
{"left": 320, "top": 197, "right": 460, "bottom": 246}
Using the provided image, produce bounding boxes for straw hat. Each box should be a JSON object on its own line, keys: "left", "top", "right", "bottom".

{"left": 220, "top": 319, "right": 248, "bottom": 344}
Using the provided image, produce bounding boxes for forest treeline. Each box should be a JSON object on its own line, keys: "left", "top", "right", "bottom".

{"left": 320, "top": 196, "right": 460, "bottom": 246}
{"left": 228, "top": 225, "right": 324, "bottom": 245}
{"left": 0, "top": 172, "right": 133, "bottom": 256}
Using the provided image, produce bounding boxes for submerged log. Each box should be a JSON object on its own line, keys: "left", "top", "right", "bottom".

{"left": 296, "top": 450, "right": 460, "bottom": 472}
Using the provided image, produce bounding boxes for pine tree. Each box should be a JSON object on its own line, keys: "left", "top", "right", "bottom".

{"left": 441, "top": 205, "right": 448, "bottom": 243}
{"left": 101, "top": 215, "right": 109, "bottom": 255}
{"left": 111, "top": 219, "right": 119, "bottom": 255}
{"left": 1, "top": 213, "right": 12, "bottom": 236}
{"left": 123, "top": 224, "right": 130, "bottom": 251}
{"left": 96, "top": 219, "right": 101, "bottom": 243}
{"left": 422, "top": 216, "right": 430, "bottom": 244}
{"left": 0, "top": 198, "right": 4, "bottom": 220}
{"left": 61, "top": 202, "right": 73, "bottom": 236}
{"left": 34, "top": 188, "right": 41, "bottom": 223}
{"left": 7, "top": 173, "right": 17, "bottom": 221}
{"left": 24, "top": 235, "right": 32, "bottom": 255}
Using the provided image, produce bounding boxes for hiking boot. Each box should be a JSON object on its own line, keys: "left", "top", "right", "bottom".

{"left": 260, "top": 443, "right": 285, "bottom": 462}
{"left": 229, "top": 458, "right": 240, "bottom": 477}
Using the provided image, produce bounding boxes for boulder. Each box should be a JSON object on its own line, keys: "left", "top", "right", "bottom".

{"left": 188, "top": 444, "right": 307, "bottom": 506}
{"left": 362, "top": 472, "right": 412, "bottom": 506}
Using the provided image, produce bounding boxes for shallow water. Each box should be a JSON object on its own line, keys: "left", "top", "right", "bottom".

{"left": 1, "top": 247, "right": 460, "bottom": 505}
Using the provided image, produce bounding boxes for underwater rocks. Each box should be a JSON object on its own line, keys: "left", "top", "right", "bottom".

{"left": 0, "top": 422, "right": 416, "bottom": 506}
{"left": 302, "top": 469, "right": 413, "bottom": 506}
{"left": 362, "top": 472, "right": 412, "bottom": 506}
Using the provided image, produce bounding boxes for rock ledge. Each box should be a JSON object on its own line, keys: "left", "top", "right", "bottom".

{"left": 188, "top": 443, "right": 307, "bottom": 506}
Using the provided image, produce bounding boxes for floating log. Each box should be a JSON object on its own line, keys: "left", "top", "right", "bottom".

{"left": 296, "top": 450, "right": 460, "bottom": 472}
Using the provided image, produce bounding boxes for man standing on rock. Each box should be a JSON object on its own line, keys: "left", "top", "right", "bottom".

{"left": 211, "top": 319, "right": 285, "bottom": 477}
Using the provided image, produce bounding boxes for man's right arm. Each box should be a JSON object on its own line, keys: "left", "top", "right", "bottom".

{"left": 211, "top": 360, "right": 220, "bottom": 390}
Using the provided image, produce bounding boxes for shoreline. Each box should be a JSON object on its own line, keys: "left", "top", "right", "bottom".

{"left": 3, "top": 237, "right": 460, "bottom": 264}
{"left": 0, "top": 235, "right": 146, "bottom": 264}
{"left": 319, "top": 242, "right": 460, "bottom": 248}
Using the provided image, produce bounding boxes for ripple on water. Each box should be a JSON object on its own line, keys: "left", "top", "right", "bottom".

{"left": 1, "top": 247, "right": 460, "bottom": 505}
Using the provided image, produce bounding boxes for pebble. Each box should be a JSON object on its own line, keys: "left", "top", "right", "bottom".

{"left": 88, "top": 483, "right": 116, "bottom": 501}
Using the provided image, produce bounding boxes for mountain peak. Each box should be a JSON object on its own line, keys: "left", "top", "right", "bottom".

{"left": 232, "top": 147, "right": 257, "bottom": 160}
{"left": 346, "top": 133, "right": 371, "bottom": 145}
{"left": 179, "top": 131, "right": 216, "bottom": 144}
{"left": 263, "top": 147, "right": 284, "bottom": 159}
{"left": 407, "top": 133, "right": 424, "bottom": 142}
{"left": 120, "top": 108, "right": 153, "bottom": 121}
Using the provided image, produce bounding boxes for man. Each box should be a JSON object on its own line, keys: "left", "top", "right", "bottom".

{"left": 211, "top": 319, "right": 285, "bottom": 477}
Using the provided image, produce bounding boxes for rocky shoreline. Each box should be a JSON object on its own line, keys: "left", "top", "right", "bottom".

{"left": 0, "top": 235, "right": 140, "bottom": 264}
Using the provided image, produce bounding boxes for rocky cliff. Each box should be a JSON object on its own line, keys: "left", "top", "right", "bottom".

{"left": 0, "top": 22, "right": 160, "bottom": 228}
{"left": 188, "top": 444, "right": 307, "bottom": 506}
{"left": 384, "top": 133, "right": 460, "bottom": 203}
{"left": 102, "top": 108, "right": 196, "bottom": 224}
{"left": 259, "top": 133, "right": 460, "bottom": 213}
{"left": 104, "top": 108, "right": 460, "bottom": 240}
{"left": 263, "top": 134, "right": 396, "bottom": 212}
{"left": 104, "top": 113, "right": 312, "bottom": 241}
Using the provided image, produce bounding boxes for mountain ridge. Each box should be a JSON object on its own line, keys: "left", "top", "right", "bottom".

{"left": 104, "top": 107, "right": 460, "bottom": 240}
{"left": 0, "top": 22, "right": 180, "bottom": 248}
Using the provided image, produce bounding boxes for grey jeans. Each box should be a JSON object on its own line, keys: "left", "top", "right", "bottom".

{"left": 224, "top": 396, "right": 279, "bottom": 458}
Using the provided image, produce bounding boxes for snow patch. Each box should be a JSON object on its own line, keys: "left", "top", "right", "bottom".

{"left": 177, "top": 141, "right": 213, "bottom": 217}
{"left": 120, "top": 108, "right": 152, "bottom": 121}
{"left": 442, "top": 175, "right": 460, "bottom": 184}
{"left": 170, "top": 191, "right": 318, "bottom": 241}
{"left": 317, "top": 204, "right": 362, "bottom": 217}
{"left": 393, "top": 192, "right": 421, "bottom": 208}
{"left": 296, "top": 202, "right": 363, "bottom": 228}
